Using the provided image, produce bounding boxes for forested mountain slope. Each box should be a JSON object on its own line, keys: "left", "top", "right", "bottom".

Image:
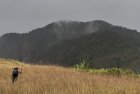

{"left": 0, "top": 20, "right": 140, "bottom": 72}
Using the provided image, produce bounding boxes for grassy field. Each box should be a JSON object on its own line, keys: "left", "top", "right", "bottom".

{"left": 0, "top": 59, "right": 140, "bottom": 94}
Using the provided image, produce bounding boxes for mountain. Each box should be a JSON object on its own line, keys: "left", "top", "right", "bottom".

{"left": 0, "top": 20, "right": 140, "bottom": 72}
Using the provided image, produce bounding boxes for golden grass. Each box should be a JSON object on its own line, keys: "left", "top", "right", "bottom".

{"left": 0, "top": 59, "right": 140, "bottom": 94}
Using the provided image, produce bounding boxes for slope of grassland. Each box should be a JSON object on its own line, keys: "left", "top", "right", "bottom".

{"left": 0, "top": 59, "right": 140, "bottom": 94}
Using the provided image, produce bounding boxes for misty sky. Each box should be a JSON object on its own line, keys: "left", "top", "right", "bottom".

{"left": 0, "top": 0, "right": 140, "bottom": 36}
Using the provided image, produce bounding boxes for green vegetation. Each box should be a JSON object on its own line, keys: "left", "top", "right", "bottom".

{"left": 74, "top": 60, "right": 136, "bottom": 75}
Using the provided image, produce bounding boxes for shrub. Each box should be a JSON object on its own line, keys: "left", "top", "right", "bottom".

{"left": 74, "top": 62, "right": 136, "bottom": 75}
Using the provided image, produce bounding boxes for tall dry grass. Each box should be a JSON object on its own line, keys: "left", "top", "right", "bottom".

{"left": 0, "top": 60, "right": 140, "bottom": 94}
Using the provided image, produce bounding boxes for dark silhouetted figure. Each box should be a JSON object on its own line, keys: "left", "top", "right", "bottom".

{"left": 11, "top": 67, "right": 21, "bottom": 83}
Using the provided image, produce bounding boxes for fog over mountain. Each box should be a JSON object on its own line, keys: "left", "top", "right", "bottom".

{"left": 0, "top": 0, "right": 140, "bottom": 36}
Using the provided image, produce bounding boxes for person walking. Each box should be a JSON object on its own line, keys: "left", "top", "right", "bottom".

{"left": 11, "top": 67, "right": 22, "bottom": 83}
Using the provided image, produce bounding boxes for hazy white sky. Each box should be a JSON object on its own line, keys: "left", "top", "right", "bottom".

{"left": 0, "top": 0, "right": 140, "bottom": 36}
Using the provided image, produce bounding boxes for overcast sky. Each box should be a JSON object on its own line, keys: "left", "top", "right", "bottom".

{"left": 0, "top": 0, "right": 140, "bottom": 36}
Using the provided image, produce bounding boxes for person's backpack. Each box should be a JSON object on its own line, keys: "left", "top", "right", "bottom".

{"left": 12, "top": 69, "right": 18, "bottom": 78}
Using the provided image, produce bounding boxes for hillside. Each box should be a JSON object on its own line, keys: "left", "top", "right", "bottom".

{"left": 0, "top": 20, "right": 140, "bottom": 72}
{"left": 0, "top": 59, "right": 25, "bottom": 69}
{"left": 0, "top": 59, "right": 140, "bottom": 94}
